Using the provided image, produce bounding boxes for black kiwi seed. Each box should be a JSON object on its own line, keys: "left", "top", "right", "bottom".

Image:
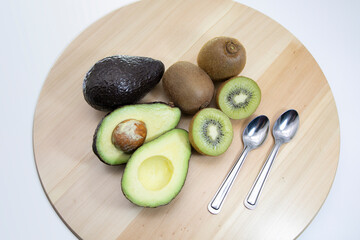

{"left": 227, "top": 88, "right": 253, "bottom": 109}
{"left": 201, "top": 119, "right": 224, "bottom": 146}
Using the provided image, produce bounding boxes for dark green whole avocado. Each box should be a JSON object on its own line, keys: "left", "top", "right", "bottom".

{"left": 83, "top": 55, "right": 165, "bottom": 111}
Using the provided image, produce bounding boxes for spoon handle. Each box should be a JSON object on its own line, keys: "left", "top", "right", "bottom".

{"left": 208, "top": 146, "right": 250, "bottom": 214}
{"left": 244, "top": 142, "right": 281, "bottom": 210}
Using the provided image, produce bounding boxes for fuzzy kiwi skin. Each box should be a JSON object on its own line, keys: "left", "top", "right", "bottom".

{"left": 162, "top": 61, "right": 215, "bottom": 115}
{"left": 197, "top": 36, "right": 246, "bottom": 81}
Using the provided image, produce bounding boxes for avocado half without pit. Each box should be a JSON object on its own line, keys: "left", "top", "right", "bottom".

{"left": 121, "top": 129, "right": 191, "bottom": 207}
{"left": 93, "top": 102, "right": 181, "bottom": 165}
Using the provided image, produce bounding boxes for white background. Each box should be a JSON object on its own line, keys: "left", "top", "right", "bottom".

{"left": 1, "top": 0, "right": 359, "bottom": 239}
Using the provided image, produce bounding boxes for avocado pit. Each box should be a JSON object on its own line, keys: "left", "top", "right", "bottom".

{"left": 112, "top": 119, "right": 147, "bottom": 153}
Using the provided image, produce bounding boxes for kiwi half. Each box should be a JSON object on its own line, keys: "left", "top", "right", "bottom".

{"left": 189, "top": 108, "right": 233, "bottom": 156}
{"left": 216, "top": 76, "right": 261, "bottom": 120}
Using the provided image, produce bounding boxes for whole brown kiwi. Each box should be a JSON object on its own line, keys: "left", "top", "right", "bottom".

{"left": 162, "top": 61, "right": 214, "bottom": 114}
{"left": 197, "top": 36, "right": 246, "bottom": 81}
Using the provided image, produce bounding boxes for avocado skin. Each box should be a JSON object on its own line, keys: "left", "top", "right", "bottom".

{"left": 83, "top": 55, "right": 165, "bottom": 111}
{"left": 92, "top": 113, "right": 110, "bottom": 165}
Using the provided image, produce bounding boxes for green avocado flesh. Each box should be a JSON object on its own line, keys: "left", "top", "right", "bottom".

{"left": 121, "top": 129, "right": 191, "bottom": 207}
{"left": 93, "top": 103, "right": 181, "bottom": 165}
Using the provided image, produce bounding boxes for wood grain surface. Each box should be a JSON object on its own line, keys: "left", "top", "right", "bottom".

{"left": 33, "top": 0, "right": 340, "bottom": 239}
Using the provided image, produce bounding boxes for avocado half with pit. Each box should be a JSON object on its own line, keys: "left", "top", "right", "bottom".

{"left": 121, "top": 129, "right": 191, "bottom": 207}
{"left": 93, "top": 102, "right": 181, "bottom": 165}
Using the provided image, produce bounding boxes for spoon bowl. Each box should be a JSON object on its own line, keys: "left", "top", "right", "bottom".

{"left": 243, "top": 115, "right": 270, "bottom": 149}
{"left": 273, "top": 109, "right": 300, "bottom": 143}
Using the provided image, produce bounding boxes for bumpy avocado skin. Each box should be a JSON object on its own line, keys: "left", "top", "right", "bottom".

{"left": 92, "top": 113, "right": 109, "bottom": 165}
{"left": 83, "top": 55, "right": 165, "bottom": 111}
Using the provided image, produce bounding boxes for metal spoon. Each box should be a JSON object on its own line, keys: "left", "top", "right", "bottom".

{"left": 244, "top": 109, "right": 300, "bottom": 210}
{"left": 208, "top": 115, "right": 270, "bottom": 214}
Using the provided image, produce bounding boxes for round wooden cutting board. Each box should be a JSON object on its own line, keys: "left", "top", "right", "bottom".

{"left": 33, "top": 0, "right": 340, "bottom": 239}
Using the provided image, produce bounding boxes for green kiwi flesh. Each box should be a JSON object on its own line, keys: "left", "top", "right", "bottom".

{"left": 189, "top": 108, "right": 233, "bottom": 156}
{"left": 216, "top": 76, "right": 261, "bottom": 119}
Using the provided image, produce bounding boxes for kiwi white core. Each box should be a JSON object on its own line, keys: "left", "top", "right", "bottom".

{"left": 207, "top": 124, "right": 219, "bottom": 141}
{"left": 234, "top": 93, "right": 248, "bottom": 104}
